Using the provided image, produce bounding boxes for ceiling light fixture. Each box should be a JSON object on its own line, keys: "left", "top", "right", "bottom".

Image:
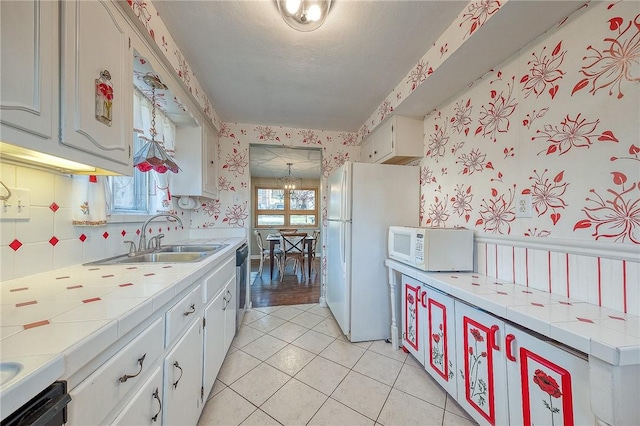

{"left": 279, "top": 163, "right": 301, "bottom": 191}
{"left": 133, "top": 73, "right": 180, "bottom": 174}
{"left": 277, "top": 0, "right": 331, "bottom": 32}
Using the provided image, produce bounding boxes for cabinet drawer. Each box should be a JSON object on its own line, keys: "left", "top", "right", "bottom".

{"left": 67, "top": 318, "right": 163, "bottom": 425}
{"left": 166, "top": 284, "right": 202, "bottom": 347}
{"left": 112, "top": 367, "right": 163, "bottom": 426}
{"left": 203, "top": 256, "right": 235, "bottom": 303}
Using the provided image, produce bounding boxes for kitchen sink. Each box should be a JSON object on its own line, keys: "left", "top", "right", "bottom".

{"left": 84, "top": 243, "right": 229, "bottom": 265}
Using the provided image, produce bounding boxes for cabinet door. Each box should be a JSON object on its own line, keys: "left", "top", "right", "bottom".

{"left": 373, "top": 119, "right": 394, "bottom": 161}
{"left": 203, "top": 125, "right": 218, "bottom": 197}
{"left": 425, "top": 288, "right": 457, "bottom": 397}
{"left": 401, "top": 275, "right": 424, "bottom": 365}
{"left": 60, "top": 0, "right": 132, "bottom": 170}
{"left": 0, "top": 0, "right": 57, "bottom": 144}
{"left": 112, "top": 367, "right": 163, "bottom": 426}
{"left": 504, "top": 324, "right": 592, "bottom": 426}
{"left": 360, "top": 136, "right": 374, "bottom": 163}
{"left": 455, "top": 301, "right": 508, "bottom": 426}
{"left": 203, "top": 290, "right": 225, "bottom": 396}
{"left": 163, "top": 319, "right": 204, "bottom": 426}
{"left": 223, "top": 277, "right": 237, "bottom": 353}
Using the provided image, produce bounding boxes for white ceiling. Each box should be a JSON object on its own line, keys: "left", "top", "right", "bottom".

{"left": 249, "top": 145, "right": 322, "bottom": 179}
{"left": 150, "top": 0, "right": 467, "bottom": 132}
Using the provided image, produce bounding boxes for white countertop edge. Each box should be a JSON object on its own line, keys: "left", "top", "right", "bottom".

{"left": 385, "top": 258, "right": 639, "bottom": 367}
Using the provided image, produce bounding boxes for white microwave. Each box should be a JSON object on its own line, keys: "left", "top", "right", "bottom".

{"left": 388, "top": 226, "right": 474, "bottom": 271}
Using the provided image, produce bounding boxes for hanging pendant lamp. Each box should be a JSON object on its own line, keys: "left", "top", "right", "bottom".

{"left": 277, "top": 0, "right": 331, "bottom": 32}
{"left": 278, "top": 163, "right": 301, "bottom": 191}
{"left": 133, "top": 73, "right": 180, "bottom": 174}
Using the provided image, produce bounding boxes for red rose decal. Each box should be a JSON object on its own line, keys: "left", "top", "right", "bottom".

{"left": 470, "top": 328, "right": 484, "bottom": 342}
{"left": 98, "top": 83, "right": 113, "bottom": 101}
{"left": 432, "top": 333, "right": 440, "bottom": 343}
{"left": 533, "top": 369, "right": 562, "bottom": 398}
{"left": 407, "top": 294, "right": 414, "bottom": 305}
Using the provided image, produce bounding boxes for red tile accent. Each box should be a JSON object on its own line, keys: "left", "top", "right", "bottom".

{"left": 609, "top": 315, "right": 626, "bottom": 321}
{"left": 531, "top": 302, "right": 545, "bottom": 307}
{"left": 121, "top": 230, "right": 127, "bottom": 237}
{"left": 497, "top": 291, "right": 509, "bottom": 295}
{"left": 119, "top": 283, "right": 133, "bottom": 287}
{"left": 471, "top": 282, "right": 480, "bottom": 286}
{"left": 88, "top": 268, "right": 99, "bottom": 271}
{"left": 126, "top": 267, "right": 137, "bottom": 270}
{"left": 79, "top": 234, "right": 87, "bottom": 242}
{"left": 9, "top": 239, "right": 22, "bottom": 251}
{"left": 24, "top": 320, "right": 50, "bottom": 329}
{"left": 162, "top": 266, "right": 173, "bottom": 269}
{"left": 49, "top": 202, "right": 59, "bottom": 212}
{"left": 522, "top": 290, "right": 533, "bottom": 294}
{"left": 55, "top": 276, "right": 70, "bottom": 280}
{"left": 10, "top": 287, "right": 28, "bottom": 292}
{"left": 559, "top": 301, "right": 573, "bottom": 305}
{"left": 144, "top": 273, "right": 155, "bottom": 276}
{"left": 101, "top": 275, "right": 114, "bottom": 278}
{"left": 102, "top": 232, "right": 109, "bottom": 239}
{"left": 472, "top": 275, "right": 479, "bottom": 278}
{"left": 66, "top": 285, "right": 83, "bottom": 290}
{"left": 576, "top": 317, "right": 595, "bottom": 323}
{"left": 83, "top": 297, "right": 101, "bottom": 303}
{"left": 136, "top": 229, "right": 141, "bottom": 235}
{"left": 16, "top": 300, "right": 37, "bottom": 308}
{"left": 494, "top": 282, "right": 502, "bottom": 285}
{"left": 450, "top": 275, "right": 458, "bottom": 279}
{"left": 49, "top": 236, "right": 59, "bottom": 246}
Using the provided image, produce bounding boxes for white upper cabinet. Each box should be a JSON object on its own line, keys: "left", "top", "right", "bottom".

{"left": 0, "top": 0, "right": 58, "bottom": 145}
{"left": 171, "top": 121, "right": 218, "bottom": 199}
{"left": 359, "top": 115, "right": 423, "bottom": 165}
{"left": 60, "top": 0, "right": 133, "bottom": 173}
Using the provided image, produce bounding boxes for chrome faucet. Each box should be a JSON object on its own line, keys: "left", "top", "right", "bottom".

{"left": 138, "top": 213, "right": 183, "bottom": 252}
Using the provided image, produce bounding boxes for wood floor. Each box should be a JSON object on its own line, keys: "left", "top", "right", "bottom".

{"left": 249, "top": 258, "right": 321, "bottom": 308}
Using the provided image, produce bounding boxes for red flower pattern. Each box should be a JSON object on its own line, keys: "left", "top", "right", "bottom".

{"left": 520, "top": 41, "right": 566, "bottom": 99}
{"left": 533, "top": 369, "right": 562, "bottom": 398}
{"left": 477, "top": 77, "right": 518, "bottom": 142}
{"left": 477, "top": 186, "right": 516, "bottom": 234}
{"left": 533, "top": 113, "right": 618, "bottom": 156}
{"left": 460, "top": 0, "right": 502, "bottom": 38}
{"left": 527, "top": 169, "right": 569, "bottom": 221}
{"left": 470, "top": 328, "right": 484, "bottom": 342}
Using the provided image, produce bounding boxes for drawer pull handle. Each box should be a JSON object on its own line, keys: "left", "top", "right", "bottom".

{"left": 172, "top": 361, "right": 183, "bottom": 389}
{"left": 183, "top": 303, "right": 196, "bottom": 316}
{"left": 506, "top": 334, "right": 517, "bottom": 362}
{"left": 490, "top": 325, "right": 500, "bottom": 351}
{"left": 151, "top": 387, "right": 162, "bottom": 422}
{"left": 119, "top": 353, "right": 146, "bottom": 383}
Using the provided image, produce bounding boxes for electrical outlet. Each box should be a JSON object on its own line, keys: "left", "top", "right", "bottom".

{"left": 0, "top": 188, "right": 31, "bottom": 220}
{"left": 516, "top": 194, "right": 532, "bottom": 218}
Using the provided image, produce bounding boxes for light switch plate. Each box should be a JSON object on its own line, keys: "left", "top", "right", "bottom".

{"left": 0, "top": 187, "right": 31, "bottom": 220}
{"left": 516, "top": 194, "right": 532, "bottom": 218}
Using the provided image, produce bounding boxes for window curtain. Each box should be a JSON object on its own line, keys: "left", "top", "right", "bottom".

{"left": 72, "top": 175, "right": 111, "bottom": 226}
{"left": 133, "top": 89, "right": 176, "bottom": 213}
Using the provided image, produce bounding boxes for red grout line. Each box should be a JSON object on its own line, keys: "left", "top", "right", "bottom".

{"left": 565, "top": 253, "right": 570, "bottom": 298}
{"left": 66, "top": 285, "right": 83, "bottom": 290}
{"left": 16, "top": 300, "right": 37, "bottom": 308}
{"left": 622, "top": 260, "right": 627, "bottom": 314}
{"left": 10, "top": 287, "right": 28, "bottom": 292}
{"left": 24, "top": 320, "right": 49, "bottom": 329}
{"left": 548, "top": 251, "right": 552, "bottom": 293}
{"left": 597, "top": 257, "right": 602, "bottom": 306}
{"left": 83, "top": 297, "right": 101, "bottom": 303}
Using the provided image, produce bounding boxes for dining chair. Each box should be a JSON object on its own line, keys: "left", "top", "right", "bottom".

{"left": 279, "top": 232, "right": 307, "bottom": 281}
{"left": 310, "top": 230, "right": 320, "bottom": 274}
{"left": 254, "top": 230, "right": 282, "bottom": 277}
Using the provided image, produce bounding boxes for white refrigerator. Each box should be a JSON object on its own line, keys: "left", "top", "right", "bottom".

{"left": 326, "top": 161, "right": 419, "bottom": 342}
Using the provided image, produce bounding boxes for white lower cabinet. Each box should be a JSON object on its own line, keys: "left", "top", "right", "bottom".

{"left": 223, "top": 276, "right": 237, "bottom": 353}
{"left": 400, "top": 275, "right": 592, "bottom": 425}
{"left": 112, "top": 367, "right": 163, "bottom": 425}
{"left": 163, "top": 318, "right": 204, "bottom": 426}
{"left": 504, "top": 324, "right": 592, "bottom": 426}
{"left": 203, "top": 289, "right": 226, "bottom": 395}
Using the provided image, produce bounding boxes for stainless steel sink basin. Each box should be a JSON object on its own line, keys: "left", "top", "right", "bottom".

{"left": 159, "top": 244, "right": 228, "bottom": 253}
{"left": 118, "top": 252, "right": 208, "bottom": 263}
{"left": 84, "top": 243, "right": 229, "bottom": 265}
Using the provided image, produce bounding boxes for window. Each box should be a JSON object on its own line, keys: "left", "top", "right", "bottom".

{"left": 109, "top": 133, "right": 150, "bottom": 213}
{"left": 255, "top": 186, "right": 318, "bottom": 228}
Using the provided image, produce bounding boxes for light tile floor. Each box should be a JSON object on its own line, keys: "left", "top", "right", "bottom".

{"left": 197, "top": 303, "right": 476, "bottom": 426}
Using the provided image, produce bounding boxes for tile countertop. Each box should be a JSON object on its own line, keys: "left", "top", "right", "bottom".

{"left": 386, "top": 259, "right": 640, "bottom": 367}
{"left": 0, "top": 237, "right": 246, "bottom": 421}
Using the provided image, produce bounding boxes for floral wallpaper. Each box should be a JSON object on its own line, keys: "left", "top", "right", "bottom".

{"left": 417, "top": 1, "right": 639, "bottom": 246}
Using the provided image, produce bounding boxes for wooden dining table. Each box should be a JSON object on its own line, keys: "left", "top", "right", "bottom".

{"left": 266, "top": 233, "right": 315, "bottom": 279}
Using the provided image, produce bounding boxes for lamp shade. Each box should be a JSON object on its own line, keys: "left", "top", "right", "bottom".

{"left": 277, "top": 0, "right": 331, "bottom": 32}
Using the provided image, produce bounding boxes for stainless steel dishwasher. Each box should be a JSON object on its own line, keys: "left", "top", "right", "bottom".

{"left": 236, "top": 243, "right": 248, "bottom": 330}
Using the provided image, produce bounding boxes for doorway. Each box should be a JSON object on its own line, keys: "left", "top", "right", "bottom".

{"left": 249, "top": 145, "right": 322, "bottom": 307}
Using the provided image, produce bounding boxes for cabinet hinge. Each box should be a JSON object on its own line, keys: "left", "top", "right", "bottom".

{"left": 128, "top": 37, "right": 131, "bottom": 49}
{"left": 128, "top": 145, "right": 131, "bottom": 158}
{"left": 201, "top": 386, "right": 204, "bottom": 400}
{"left": 202, "top": 317, "right": 206, "bottom": 328}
